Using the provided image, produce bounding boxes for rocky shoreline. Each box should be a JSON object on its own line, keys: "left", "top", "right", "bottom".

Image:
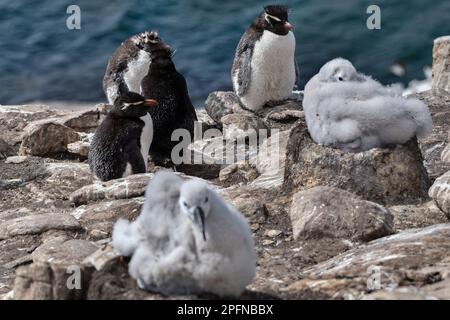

{"left": 0, "top": 87, "right": 449, "bottom": 300}
{"left": 1, "top": 36, "right": 450, "bottom": 300}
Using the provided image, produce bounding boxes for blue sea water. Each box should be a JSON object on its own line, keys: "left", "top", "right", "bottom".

{"left": 0, "top": 0, "right": 449, "bottom": 107}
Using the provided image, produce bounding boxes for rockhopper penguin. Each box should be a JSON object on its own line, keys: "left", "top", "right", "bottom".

{"left": 140, "top": 34, "right": 197, "bottom": 164}
{"left": 103, "top": 31, "right": 159, "bottom": 104}
{"left": 88, "top": 89, "right": 158, "bottom": 181}
{"left": 231, "top": 5, "right": 298, "bottom": 112}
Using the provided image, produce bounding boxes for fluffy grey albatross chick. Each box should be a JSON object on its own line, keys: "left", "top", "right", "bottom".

{"left": 112, "top": 171, "right": 256, "bottom": 297}
{"left": 303, "top": 58, "right": 433, "bottom": 152}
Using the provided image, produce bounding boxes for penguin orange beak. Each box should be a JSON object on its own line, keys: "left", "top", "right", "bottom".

{"left": 285, "top": 21, "right": 294, "bottom": 31}
{"left": 144, "top": 99, "right": 158, "bottom": 107}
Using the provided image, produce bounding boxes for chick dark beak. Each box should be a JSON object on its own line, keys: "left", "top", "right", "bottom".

{"left": 144, "top": 99, "right": 158, "bottom": 107}
{"left": 285, "top": 21, "right": 294, "bottom": 31}
{"left": 193, "top": 206, "right": 206, "bottom": 241}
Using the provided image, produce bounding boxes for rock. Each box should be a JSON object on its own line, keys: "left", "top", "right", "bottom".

{"left": 389, "top": 201, "right": 449, "bottom": 231}
{"left": 0, "top": 214, "right": 81, "bottom": 240}
{"left": 262, "top": 239, "right": 274, "bottom": 246}
{"left": 290, "top": 186, "right": 394, "bottom": 242}
{"left": 432, "top": 36, "right": 450, "bottom": 92}
{"left": 257, "top": 100, "right": 304, "bottom": 131}
{"left": 0, "top": 138, "right": 13, "bottom": 159}
{"left": 83, "top": 245, "right": 121, "bottom": 272}
{"left": 69, "top": 173, "right": 153, "bottom": 206}
{"left": 284, "top": 122, "right": 430, "bottom": 205}
{"left": 87, "top": 258, "right": 158, "bottom": 300}
{"left": 1, "top": 156, "right": 48, "bottom": 181}
{"left": 13, "top": 238, "right": 98, "bottom": 300}
{"left": 282, "top": 278, "right": 364, "bottom": 300}
{"left": 0, "top": 235, "right": 41, "bottom": 296}
{"left": 429, "top": 171, "right": 450, "bottom": 218}
{"left": 175, "top": 163, "right": 222, "bottom": 180}
{"left": 203, "top": 91, "right": 304, "bottom": 132}
{"left": 204, "top": 91, "right": 241, "bottom": 125}
{"left": 221, "top": 113, "right": 267, "bottom": 141}
{"left": 301, "top": 224, "right": 450, "bottom": 290}
{"left": 19, "top": 119, "right": 80, "bottom": 156}
{"left": 21, "top": 162, "right": 94, "bottom": 202}
{"left": 363, "top": 278, "right": 450, "bottom": 300}
{"left": 4, "top": 156, "right": 28, "bottom": 164}
{"left": 218, "top": 161, "right": 259, "bottom": 186}
{"left": 195, "top": 109, "right": 219, "bottom": 133}
{"left": 264, "top": 229, "right": 283, "bottom": 238}
{"left": 219, "top": 185, "right": 269, "bottom": 224}
{"left": 195, "top": 108, "right": 216, "bottom": 126}
{"left": 187, "top": 135, "right": 257, "bottom": 166}
{"left": 362, "top": 287, "right": 437, "bottom": 300}
{"left": 420, "top": 277, "right": 450, "bottom": 300}
{"left": 249, "top": 130, "right": 290, "bottom": 189}
{"left": 187, "top": 137, "right": 225, "bottom": 164}
{"left": 0, "top": 207, "right": 32, "bottom": 223}
{"left": 442, "top": 143, "right": 450, "bottom": 163}
{"left": 1, "top": 179, "right": 25, "bottom": 191}
{"left": 43, "top": 162, "right": 92, "bottom": 187}
{"left": 0, "top": 105, "right": 64, "bottom": 146}
{"left": 416, "top": 90, "right": 450, "bottom": 179}
{"left": 60, "top": 104, "right": 109, "bottom": 133}
{"left": 67, "top": 141, "right": 90, "bottom": 157}
{"left": 70, "top": 197, "right": 144, "bottom": 238}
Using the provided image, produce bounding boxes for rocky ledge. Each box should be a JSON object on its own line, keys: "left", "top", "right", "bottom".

{"left": 1, "top": 87, "right": 450, "bottom": 300}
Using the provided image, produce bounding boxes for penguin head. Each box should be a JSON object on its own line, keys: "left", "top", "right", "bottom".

{"left": 179, "top": 179, "right": 212, "bottom": 241}
{"left": 132, "top": 31, "right": 172, "bottom": 59}
{"left": 260, "top": 5, "right": 293, "bottom": 36}
{"left": 318, "top": 58, "right": 363, "bottom": 83}
{"left": 112, "top": 91, "right": 158, "bottom": 118}
{"left": 132, "top": 31, "right": 161, "bottom": 51}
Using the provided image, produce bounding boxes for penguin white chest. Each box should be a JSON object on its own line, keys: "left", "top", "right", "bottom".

{"left": 242, "top": 31, "right": 296, "bottom": 111}
{"left": 139, "top": 113, "right": 153, "bottom": 170}
{"left": 124, "top": 51, "right": 151, "bottom": 94}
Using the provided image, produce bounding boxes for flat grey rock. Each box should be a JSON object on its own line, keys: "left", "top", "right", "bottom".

{"left": 290, "top": 186, "right": 394, "bottom": 242}
{"left": 429, "top": 170, "right": 450, "bottom": 218}
{"left": 19, "top": 118, "right": 79, "bottom": 156}
{"left": 302, "top": 223, "right": 450, "bottom": 283}
{"left": 0, "top": 213, "right": 81, "bottom": 240}
{"left": 70, "top": 173, "right": 153, "bottom": 206}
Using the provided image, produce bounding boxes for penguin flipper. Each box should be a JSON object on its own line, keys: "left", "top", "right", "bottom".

{"left": 232, "top": 31, "right": 258, "bottom": 97}
{"left": 294, "top": 57, "right": 300, "bottom": 89}
{"left": 234, "top": 49, "right": 253, "bottom": 97}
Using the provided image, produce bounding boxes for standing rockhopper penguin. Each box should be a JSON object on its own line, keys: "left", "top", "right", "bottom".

{"left": 140, "top": 34, "right": 197, "bottom": 165}
{"left": 231, "top": 5, "right": 298, "bottom": 112}
{"left": 88, "top": 90, "right": 158, "bottom": 181}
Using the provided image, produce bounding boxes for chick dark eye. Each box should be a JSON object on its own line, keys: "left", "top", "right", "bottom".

{"left": 183, "top": 201, "right": 188, "bottom": 207}
{"left": 338, "top": 77, "right": 344, "bottom": 81}
{"left": 205, "top": 197, "right": 208, "bottom": 203}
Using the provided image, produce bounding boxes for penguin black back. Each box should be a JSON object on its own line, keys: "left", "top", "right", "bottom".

{"left": 140, "top": 35, "right": 197, "bottom": 164}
